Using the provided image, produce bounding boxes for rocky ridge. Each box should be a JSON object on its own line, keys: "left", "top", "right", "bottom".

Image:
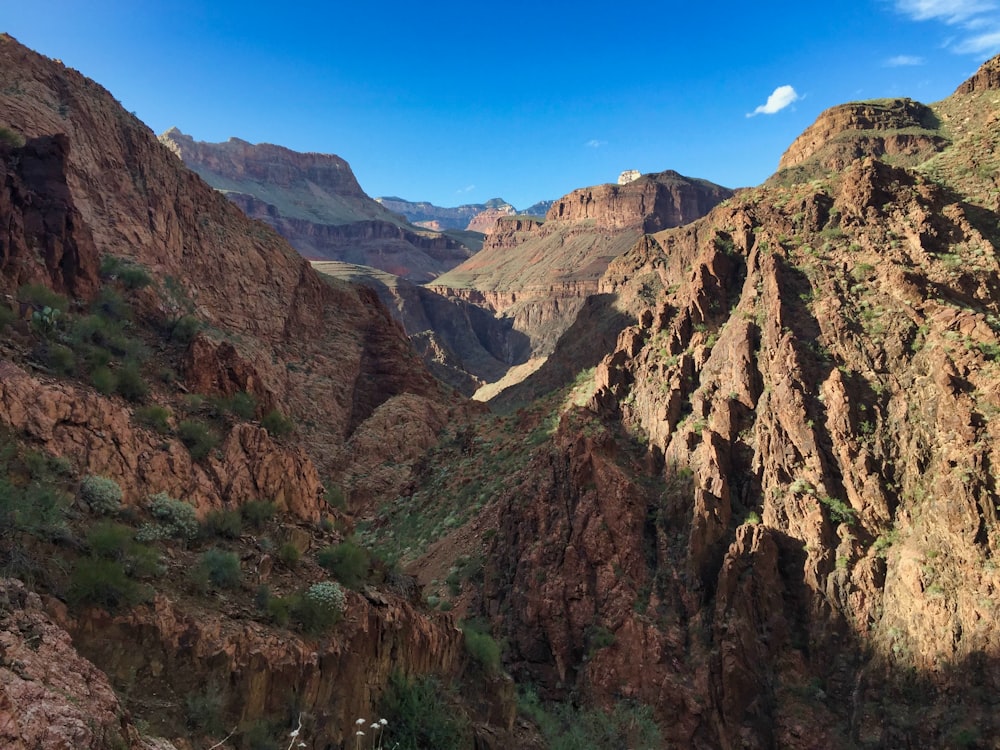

{"left": 161, "top": 129, "right": 474, "bottom": 282}
{"left": 0, "top": 34, "right": 512, "bottom": 749}
{"left": 466, "top": 56, "right": 1000, "bottom": 748}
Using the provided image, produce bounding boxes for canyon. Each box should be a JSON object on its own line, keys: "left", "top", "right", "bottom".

{"left": 1, "top": 30, "right": 999, "bottom": 750}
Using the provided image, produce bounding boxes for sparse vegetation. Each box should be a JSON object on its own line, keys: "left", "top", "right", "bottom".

{"left": 79, "top": 475, "right": 123, "bottom": 515}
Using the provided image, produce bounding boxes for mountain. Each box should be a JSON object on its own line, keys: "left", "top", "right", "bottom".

{"left": 160, "top": 129, "right": 475, "bottom": 281}
{"left": 430, "top": 170, "right": 734, "bottom": 392}
{"left": 4, "top": 28, "right": 1000, "bottom": 750}
{"left": 417, "top": 54, "right": 1000, "bottom": 748}
{"left": 0, "top": 33, "right": 519, "bottom": 749}
{"left": 375, "top": 196, "right": 517, "bottom": 232}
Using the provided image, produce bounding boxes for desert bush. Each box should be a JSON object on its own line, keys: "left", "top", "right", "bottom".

{"left": 212, "top": 391, "right": 257, "bottom": 420}
{"left": 87, "top": 521, "right": 133, "bottom": 559}
{"left": 79, "top": 475, "right": 123, "bottom": 515}
{"left": 241, "top": 500, "right": 276, "bottom": 528}
{"left": 517, "top": 689, "right": 661, "bottom": 750}
{"left": 67, "top": 557, "right": 148, "bottom": 612}
{"left": 135, "top": 404, "right": 171, "bottom": 433}
{"left": 146, "top": 492, "right": 199, "bottom": 540}
{"left": 261, "top": 409, "right": 294, "bottom": 436}
{"left": 0, "top": 125, "right": 24, "bottom": 147}
{"left": 196, "top": 547, "right": 241, "bottom": 589}
{"left": 90, "top": 287, "right": 131, "bottom": 322}
{"left": 170, "top": 314, "right": 201, "bottom": 344}
{"left": 178, "top": 419, "right": 219, "bottom": 461}
{"left": 115, "top": 362, "right": 148, "bottom": 402}
{"left": 316, "top": 538, "right": 369, "bottom": 589}
{"left": 277, "top": 541, "right": 301, "bottom": 567}
{"left": 380, "top": 672, "right": 470, "bottom": 750}
{"left": 203, "top": 508, "right": 243, "bottom": 539}
{"left": 184, "top": 685, "right": 226, "bottom": 735}
{"left": 90, "top": 366, "right": 116, "bottom": 395}
{"left": 18, "top": 282, "right": 68, "bottom": 311}
{"left": 41, "top": 342, "right": 76, "bottom": 375}
{"left": 0, "top": 303, "right": 15, "bottom": 330}
{"left": 292, "top": 581, "right": 344, "bottom": 633}
{"left": 461, "top": 619, "right": 501, "bottom": 675}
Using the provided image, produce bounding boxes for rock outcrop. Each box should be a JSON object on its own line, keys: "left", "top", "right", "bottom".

{"left": 473, "top": 56, "right": 1000, "bottom": 747}
{"left": 0, "top": 579, "right": 157, "bottom": 750}
{"left": 775, "top": 98, "right": 949, "bottom": 179}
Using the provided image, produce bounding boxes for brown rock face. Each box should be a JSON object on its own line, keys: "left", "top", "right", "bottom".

{"left": 0, "top": 133, "right": 100, "bottom": 301}
{"left": 776, "top": 98, "right": 948, "bottom": 176}
{"left": 547, "top": 170, "right": 733, "bottom": 232}
{"left": 433, "top": 172, "right": 732, "bottom": 364}
{"left": 954, "top": 52, "right": 1000, "bottom": 94}
{"left": 0, "top": 579, "right": 148, "bottom": 750}
{"left": 481, "top": 118, "right": 1000, "bottom": 744}
{"left": 0, "top": 34, "right": 449, "bottom": 485}
{"left": 161, "top": 129, "right": 474, "bottom": 282}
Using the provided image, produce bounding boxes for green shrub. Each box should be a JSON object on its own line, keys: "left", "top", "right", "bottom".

{"left": 380, "top": 672, "right": 471, "bottom": 750}
{"left": 67, "top": 557, "right": 148, "bottom": 612}
{"left": 0, "top": 125, "right": 25, "bottom": 147}
{"left": 115, "top": 362, "right": 148, "bottom": 402}
{"left": 135, "top": 404, "right": 171, "bottom": 433}
{"left": 18, "top": 283, "right": 68, "bottom": 312}
{"left": 90, "top": 287, "right": 131, "bottom": 322}
{"left": 90, "top": 366, "right": 117, "bottom": 395}
{"left": 146, "top": 492, "right": 199, "bottom": 540}
{"left": 0, "top": 303, "right": 15, "bottom": 330}
{"left": 292, "top": 581, "right": 344, "bottom": 634}
{"left": 241, "top": 500, "right": 276, "bottom": 528}
{"left": 196, "top": 547, "right": 241, "bottom": 589}
{"left": 517, "top": 689, "right": 662, "bottom": 750}
{"left": 203, "top": 508, "right": 243, "bottom": 539}
{"left": 119, "top": 266, "right": 152, "bottom": 290}
{"left": 277, "top": 541, "right": 301, "bottom": 567}
{"left": 265, "top": 594, "right": 293, "bottom": 626}
{"left": 0, "top": 477, "right": 69, "bottom": 539}
{"left": 461, "top": 620, "right": 501, "bottom": 675}
{"left": 316, "top": 538, "right": 369, "bottom": 589}
{"left": 170, "top": 315, "right": 201, "bottom": 344}
{"left": 87, "top": 521, "right": 133, "bottom": 559}
{"left": 184, "top": 685, "right": 226, "bottom": 735}
{"left": 42, "top": 343, "right": 76, "bottom": 375}
{"left": 261, "top": 409, "right": 294, "bottom": 437}
{"left": 79, "top": 475, "right": 123, "bottom": 515}
{"left": 178, "top": 419, "right": 219, "bottom": 461}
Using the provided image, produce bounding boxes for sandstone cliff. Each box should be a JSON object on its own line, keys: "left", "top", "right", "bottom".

{"left": 467, "top": 56, "right": 1000, "bottom": 748}
{"left": 161, "top": 129, "right": 474, "bottom": 282}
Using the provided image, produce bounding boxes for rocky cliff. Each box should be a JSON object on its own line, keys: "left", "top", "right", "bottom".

{"left": 431, "top": 171, "right": 733, "bottom": 386}
{"left": 467, "top": 56, "right": 1000, "bottom": 748}
{"left": 0, "top": 34, "right": 514, "bottom": 749}
{"left": 161, "top": 129, "right": 474, "bottom": 282}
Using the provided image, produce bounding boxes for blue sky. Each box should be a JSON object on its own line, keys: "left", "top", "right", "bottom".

{"left": 4, "top": 1, "right": 999, "bottom": 209}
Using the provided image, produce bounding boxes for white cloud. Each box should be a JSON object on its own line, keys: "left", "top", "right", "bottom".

{"left": 585, "top": 139, "right": 607, "bottom": 148}
{"left": 456, "top": 184, "right": 475, "bottom": 194}
{"left": 955, "top": 28, "right": 1000, "bottom": 52}
{"left": 895, "top": 0, "right": 1000, "bottom": 57}
{"left": 885, "top": 54, "right": 926, "bottom": 65}
{"left": 746, "top": 85, "right": 801, "bottom": 117}
{"left": 895, "top": 0, "right": 996, "bottom": 22}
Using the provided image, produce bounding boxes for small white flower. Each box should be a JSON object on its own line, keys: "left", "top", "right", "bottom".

{"left": 356, "top": 730, "right": 365, "bottom": 736}
{"left": 379, "top": 718, "right": 388, "bottom": 726}
{"left": 298, "top": 744, "right": 305, "bottom": 748}
{"left": 355, "top": 718, "right": 366, "bottom": 725}
{"left": 289, "top": 728, "right": 300, "bottom": 737}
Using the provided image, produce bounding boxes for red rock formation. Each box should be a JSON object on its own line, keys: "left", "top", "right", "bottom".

{"left": 161, "top": 129, "right": 474, "bottom": 282}
{"left": 0, "top": 580, "right": 149, "bottom": 750}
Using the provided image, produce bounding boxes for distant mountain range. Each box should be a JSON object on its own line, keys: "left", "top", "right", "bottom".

{"left": 376, "top": 196, "right": 556, "bottom": 231}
